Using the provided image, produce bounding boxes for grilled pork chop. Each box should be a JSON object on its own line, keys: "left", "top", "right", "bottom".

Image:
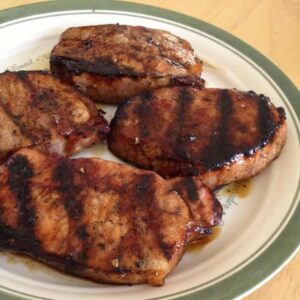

{"left": 108, "top": 87, "right": 287, "bottom": 189}
{"left": 0, "top": 71, "right": 109, "bottom": 161}
{"left": 0, "top": 148, "right": 221, "bottom": 286}
{"left": 50, "top": 24, "right": 203, "bottom": 104}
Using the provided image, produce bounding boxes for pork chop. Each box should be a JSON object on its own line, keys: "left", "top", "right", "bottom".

{"left": 108, "top": 87, "right": 287, "bottom": 189}
{"left": 0, "top": 148, "right": 222, "bottom": 286}
{"left": 50, "top": 24, "right": 203, "bottom": 104}
{"left": 0, "top": 71, "right": 109, "bottom": 161}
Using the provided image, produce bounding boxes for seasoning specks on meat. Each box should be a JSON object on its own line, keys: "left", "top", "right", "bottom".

{"left": 50, "top": 24, "right": 204, "bottom": 104}
{"left": 0, "top": 70, "right": 109, "bottom": 161}
{"left": 0, "top": 148, "right": 222, "bottom": 286}
{"left": 108, "top": 87, "right": 287, "bottom": 189}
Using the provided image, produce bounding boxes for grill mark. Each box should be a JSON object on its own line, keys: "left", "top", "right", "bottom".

{"left": 134, "top": 90, "right": 153, "bottom": 138}
{"left": 175, "top": 177, "right": 199, "bottom": 203}
{"left": 134, "top": 174, "right": 175, "bottom": 261}
{"left": 200, "top": 89, "right": 235, "bottom": 171}
{"left": 114, "top": 180, "right": 141, "bottom": 271}
{"left": 257, "top": 94, "right": 279, "bottom": 148}
{"left": 31, "top": 89, "right": 59, "bottom": 114}
{"left": 53, "top": 158, "right": 88, "bottom": 263}
{"left": 53, "top": 158, "right": 83, "bottom": 220}
{"left": 0, "top": 94, "right": 35, "bottom": 143}
{"left": 16, "top": 71, "right": 56, "bottom": 113}
{"left": 135, "top": 173, "right": 155, "bottom": 200}
{"left": 0, "top": 223, "right": 84, "bottom": 274}
{"left": 157, "top": 235, "right": 175, "bottom": 261}
{"left": 16, "top": 71, "right": 53, "bottom": 142}
{"left": 0, "top": 101, "right": 22, "bottom": 130}
{"left": 2, "top": 72, "right": 53, "bottom": 144}
{"left": 173, "top": 87, "right": 194, "bottom": 161}
{"left": 76, "top": 225, "right": 89, "bottom": 240}
{"left": 116, "top": 173, "right": 160, "bottom": 268}
{"left": 133, "top": 91, "right": 154, "bottom": 162}
{"left": 8, "top": 155, "right": 36, "bottom": 237}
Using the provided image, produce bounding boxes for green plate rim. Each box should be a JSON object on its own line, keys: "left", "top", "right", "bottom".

{"left": 0, "top": 1, "right": 299, "bottom": 299}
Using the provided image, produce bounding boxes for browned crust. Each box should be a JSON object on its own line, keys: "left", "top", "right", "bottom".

{"left": 0, "top": 70, "right": 109, "bottom": 161}
{"left": 108, "top": 87, "right": 287, "bottom": 189}
{"left": 50, "top": 24, "right": 203, "bottom": 104}
{"left": 0, "top": 149, "right": 221, "bottom": 286}
{"left": 198, "top": 121, "right": 287, "bottom": 189}
{"left": 50, "top": 67, "right": 204, "bottom": 104}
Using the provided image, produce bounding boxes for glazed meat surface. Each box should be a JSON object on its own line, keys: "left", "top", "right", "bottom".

{"left": 0, "top": 148, "right": 222, "bottom": 286}
{"left": 108, "top": 87, "right": 287, "bottom": 189}
{"left": 50, "top": 24, "right": 203, "bottom": 104}
{"left": 0, "top": 71, "right": 109, "bottom": 161}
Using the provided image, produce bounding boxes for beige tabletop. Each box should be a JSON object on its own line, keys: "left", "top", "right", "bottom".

{"left": 0, "top": 0, "right": 299, "bottom": 299}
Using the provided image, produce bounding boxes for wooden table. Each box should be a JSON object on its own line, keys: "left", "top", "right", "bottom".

{"left": 0, "top": 1, "right": 299, "bottom": 299}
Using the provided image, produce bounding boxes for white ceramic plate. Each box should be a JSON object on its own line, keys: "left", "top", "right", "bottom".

{"left": 0, "top": 1, "right": 299, "bottom": 299}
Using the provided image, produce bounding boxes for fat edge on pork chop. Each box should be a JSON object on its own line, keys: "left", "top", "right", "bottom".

{"left": 0, "top": 148, "right": 222, "bottom": 286}
{"left": 0, "top": 71, "right": 109, "bottom": 162}
{"left": 108, "top": 87, "right": 287, "bottom": 189}
{"left": 50, "top": 24, "right": 204, "bottom": 104}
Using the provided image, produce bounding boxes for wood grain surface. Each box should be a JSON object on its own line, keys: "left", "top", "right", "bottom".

{"left": 0, "top": 1, "right": 299, "bottom": 299}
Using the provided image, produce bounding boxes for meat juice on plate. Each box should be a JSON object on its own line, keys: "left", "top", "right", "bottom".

{"left": 221, "top": 179, "right": 252, "bottom": 199}
{"left": 187, "top": 226, "right": 222, "bottom": 253}
{"left": 187, "top": 179, "right": 252, "bottom": 253}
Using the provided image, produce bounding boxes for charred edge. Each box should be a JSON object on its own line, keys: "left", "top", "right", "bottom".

{"left": 50, "top": 55, "right": 140, "bottom": 78}
{"left": 0, "top": 223, "right": 40, "bottom": 250}
{"left": 200, "top": 89, "right": 234, "bottom": 171}
{"left": 15, "top": 71, "right": 28, "bottom": 81}
{"left": 53, "top": 158, "right": 83, "bottom": 220}
{"left": 0, "top": 223, "right": 85, "bottom": 274}
{"left": 8, "top": 155, "right": 36, "bottom": 236}
{"left": 173, "top": 87, "right": 194, "bottom": 161}
{"left": 64, "top": 251, "right": 88, "bottom": 269}
{"left": 277, "top": 106, "right": 286, "bottom": 121}
{"left": 218, "top": 89, "right": 235, "bottom": 155}
{"left": 257, "top": 94, "right": 280, "bottom": 147}
{"left": 134, "top": 91, "right": 153, "bottom": 139}
{"left": 50, "top": 58, "right": 75, "bottom": 86}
